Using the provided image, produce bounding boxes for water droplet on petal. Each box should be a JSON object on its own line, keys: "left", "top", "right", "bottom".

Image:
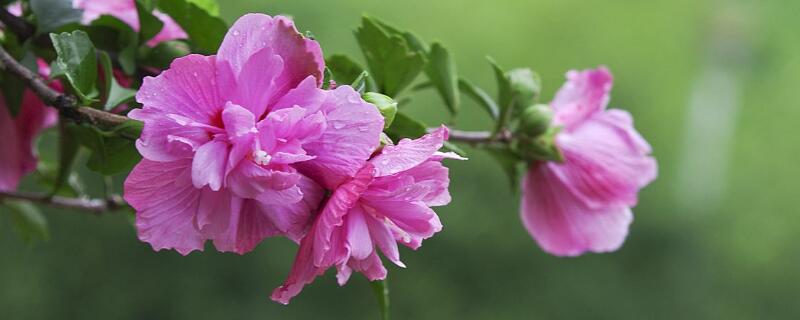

{"left": 332, "top": 122, "right": 345, "bottom": 130}
{"left": 232, "top": 30, "right": 240, "bottom": 36}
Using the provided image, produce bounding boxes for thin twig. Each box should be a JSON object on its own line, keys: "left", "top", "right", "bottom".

{"left": 0, "top": 191, "right": 127, "bottom": 213}
{"left": 0, "top": 45, "right": 132, "bottom": 132}
{"left": 434, "top": 128, "right": 513, "bottom": 146}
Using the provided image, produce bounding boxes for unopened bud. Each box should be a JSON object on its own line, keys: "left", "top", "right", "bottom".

{"left": 362, "top": 92, "right": 397, "bottom": 129}
{"left": 519, "top": 104, "right": 553, "bottom": 137}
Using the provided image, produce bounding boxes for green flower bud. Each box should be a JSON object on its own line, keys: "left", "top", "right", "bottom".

{"left": 362, "top": 92, "right": 397, "bottom": 129}
{"left": 507, "top": 68, "right": 541, "bottom": 112}
{"left": 519, "top": 104, "right": 553, "bottom": 137}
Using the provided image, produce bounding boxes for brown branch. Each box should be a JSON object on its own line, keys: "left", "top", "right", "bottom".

{"left": 0, "top": 191, "right": 127, "bottom": 213}
{"left": 434, "top": 128, "right": 513, "bottom": 146}
{"left": 0, "top": 7, "right": 34, "bottom": 42}
{"left": 0, "top": 44, "right": 133, "bottom": 133}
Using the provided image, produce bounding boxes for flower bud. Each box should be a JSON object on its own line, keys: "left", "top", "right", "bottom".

{"left": 519, "top": 104, "right": 553, "bottom": 137}
{"left": 518, "top": 126, "right": 564, "bottom": 163}
{"left": 507, "top": 68, "right": 541, "bottom": 112}
{"left": 362, "top": 92, "right": 397, "bottom": 129}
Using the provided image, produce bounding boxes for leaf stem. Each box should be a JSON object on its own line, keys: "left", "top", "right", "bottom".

{"left": 431, "top": 127, "right": 513, "bottom": 146}
{"left": 370, "top": 279, "right": 390, "bottom": 320}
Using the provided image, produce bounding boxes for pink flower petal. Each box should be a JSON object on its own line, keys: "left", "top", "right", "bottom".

{"left": 345, "top": 205, "right": 374, "bottom": 260}
{"left": 124, "top": 159, "right": 205, "bottom": 255}
{"left": 551, "top": 67, "right": 613, "bottom": 129}
{"left": 217, "top": 14, "right": 324, "bottom": 98}
{"left": 370, "top": 126, "right": 449, "bottom": 177}
{"left": 520, "top": 165, "right": 633, "bottom": 257}
{"left": 191, "top": 140, "right": 228, "bottom": 191}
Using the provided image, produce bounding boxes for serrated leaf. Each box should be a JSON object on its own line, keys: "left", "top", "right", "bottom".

{"left": 50, "top": 30, "right": 98, "bottom": 101}
{"left": 355, "top": 16, "right": 425, "bottom": 97}
{"left": 425, "top": 43, "right": 459, "bottom": 116}
{"left": 29, "top": 0, "right": 82, "bottom": 33}
{"left": 158, "top": 0, "right": 227, "bottom": 53}
{"left": 136, "top": 0, "right": 165, "bottom": 44}
{"left": 458, "top": 78, "right": 498, "bottom": 120}
{"left": 326, "top": 54, "right": 366, "bottom": 86}
{"left": 3, "top": 200, "right": 49, "bottom": 244}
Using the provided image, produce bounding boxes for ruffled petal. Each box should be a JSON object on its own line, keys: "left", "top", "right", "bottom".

{"left": 276, "top": 82, "right": 383, "bottom": 188}
{"left": 191, "top": 140, "right": 229, "bottom": 191}
{"left": 520, "top": 165, "right": 633, "bottom": 257}
{"left": 370, "top": 126, "right": 449, "bottom": 177}
{"left": 136, "top": 54, "right": 223, "bottom": 125}
{"left": 551, "top": 67, "right": 613, "bottom": 129}
{"left": 366, "top": 160, "right": 452, "bottom": 207}
{"left": 217, "top": 14, "right": 324, "bottom": 99}
{"left": 344, "top": 205, "right": 373, "bottom": 260}
{"left": 124, "top": 159, "right": 205, "bottom": 255}
{"left": 549, "top": 110, "right": 657, "bottom": 209}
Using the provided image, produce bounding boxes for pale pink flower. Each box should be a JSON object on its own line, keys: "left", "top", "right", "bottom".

{"left": 0, "top": 63, "right": 58, "bottom": 191}
{"left": 73, "top": 0, "right": 187, "bottom": 46}
{"left": 271, "top": 126, "right": 463, "bottom": 304}
{"left": 123, "top": 14, "right": 384, "bottom": 255}
{"left": 521, "top": 67, "right": 657, "bottom": 257}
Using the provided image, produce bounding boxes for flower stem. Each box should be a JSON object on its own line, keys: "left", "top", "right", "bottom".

{"left": 0, "top": 190, "right": 126, "bottom": 213}
{"left": 370, "top": 278, "right": 390, "bottom": 320}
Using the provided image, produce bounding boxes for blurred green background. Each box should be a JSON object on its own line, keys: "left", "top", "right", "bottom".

{"left": 3, "top": 0, "right": 800, "bottom": 319}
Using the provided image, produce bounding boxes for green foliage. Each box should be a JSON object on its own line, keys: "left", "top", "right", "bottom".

{"left": 385, "top": 111, "right": 427, "bottom": 141}
{"left": 355, "top": 15, "right": 425, "bottom": 97}
{"left": 350, "top": 71, "right": 369, "bottom": 94}
{"left": 484, "top": 145, "right": 522, "bottom": 189}
{"left": 67, "top": 123, "right": 141, "bottom": 175}
{"left": 29, "top": 0, "right": 82, "bottom": 33}
{"left": 2, "top": 200, "right": 49, "bottom": 244}
{"left": 424, "top": 43, "right": 460, "bottom": 116}
{"left": 370, "top": 279, "right": 390, "bottom": 320}
{"left": 50, "top": 30, "right": 98, "bottom": 102}
{"left": 53, "top": 120, "right": 80, "bottom": 195}
{"left": 326, "top": 54, "right": 368, "bottom": 87}
{"left": 135, "top": 0, "right": 165, "bottom": 44}
{"left": 98, "top": 52, "right": 136, "bottom": 110}
{"left": 82, "top": 15, "right": 138, "bottom": 74}
{"left": 157, "top": 0, "right": 227, "bottom": 53}
{"left": 138, "top": 40, "right": 191, "bottom": 70}
{"left": 458, "top": 78, "right": 498, "bottom": 120}
{"left": 0, "top": 33, "right": 30, "bottom": 117}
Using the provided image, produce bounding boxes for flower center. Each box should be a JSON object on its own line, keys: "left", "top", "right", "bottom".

{"left": 253, "top": 149, "right": 272, "bottom": 166}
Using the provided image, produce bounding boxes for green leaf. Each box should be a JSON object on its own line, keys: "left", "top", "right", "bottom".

{"left": 326, "top": 54, "right": 367, "bottom": 86}
{"left": 351, "top": 71, "right": 369, "bottom": 94}
{"left": 157, "top": 0, "right": 227, "bottom": 53}
{"left": 321, "top": 67, "right": 333, "bottom": 89}
{"left": 3, "top": 200, "right": 49, "bottom": 244}
{"left": 68, "top": 124, "right": 141, "bottom": 175}
{"left": 424, "top": 43, "right": 459, "bottom": 116}
{"left": 53, "top": 119, "right": 80, "bottom": 194}
{"left": 50, "top": 30, "right": 98, "bottom": 102}
{"left": 370, "top": 279, "right": 390, "bottom": 320}
{"left": 185, "top": 0, "right": 220, "bottom": 15}
{"left": 85, "top": 15, "right": 139, "bottom": 75}
{"left": 29, "top": 0, "right": 82, "bottom": 33}
{"left": 487, "top": 57, "right": 513, "bottom": 133}
{"left": 136, "top": 0, "right": 165, "bottom": 44}
{"left": 138, "top": 40, "right": 190, "bottom": 70}
{"left": 385, "top": 112, "right": 427, "bottom": 141}
{"left": 98, "top": 51, "right": 136, "bottom": 110}
{"left": 355, "top": 16, "right": 425, "bottom": 97}
{"left": 485, "top": 145, "right": 522, "bottom": 189}
{"left": 458, "top": 78, "right": 498, "bottom": 120}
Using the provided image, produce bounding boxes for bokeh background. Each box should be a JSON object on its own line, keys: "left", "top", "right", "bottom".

{"left": 3, "top": 0, "right": 799, "bottom": 319}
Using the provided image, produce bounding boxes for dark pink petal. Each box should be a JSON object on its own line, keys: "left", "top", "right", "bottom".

{"left": 257, "top": 175, "right": 324, "bottom": 242}
{"left": 366, "top": 160, "right": 453, "bottom": 207}
{"left": 361, "top": 199, "right": 442, "bottom": 250}
{"left": 370, "top": 126, "right": 449, "bottom": 177}
{"left": 124, "top": 159, "right": 205, "bottom": 255}
{"left": 136, "top": 54, "right": 223, "bottom": 125}
{"left": 148, "top": 11, "right": 188, "bottom": 47}
{"left": 129, "top": 108, "right": 215, "bottom": 162}
{"left": 339, "top": 251, "right": 387, "bottom": 284}
{"left": 191, "top": 140, "right": 229, "bottom": 191}
{"left": 0, "top": 91, "right": 57, "bottom": 191}
{"left": 217, "top": 14, "right": 324, "bottom": 100}
{"left": 195, "top": 189, "right": 238, "bottom": 237}
{"left": 550, "top": 110, "right": 657, "bottom": 209}
{"left": 216, "top": 49, "right": 284, "bottom": 117}
{"left": 277, "top": 81, "right": 383, "bottom": 188}
{"left": 363, "top": 209, "right": 403, "bottom": 267}
{"left": 551, "top": 67, "right": 613, "bottom": 129}
{"left": 226, "top": 160, "right": 300, "bottom": 201}
{"left": 271, "top": 222, "right": 328, "bottom": 304}
{"left": 520, "top": 165, "right": 633, "bottom": 257}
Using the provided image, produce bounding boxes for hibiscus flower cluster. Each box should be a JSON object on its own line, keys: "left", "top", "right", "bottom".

{"left": 121, "top": 14, "right": 461, "bottom": 303}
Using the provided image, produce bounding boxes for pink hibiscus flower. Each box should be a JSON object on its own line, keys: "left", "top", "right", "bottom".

{"left": 520, "top": 67, "right": 657, "bottom": 257}
{"left": 73, "top": 0, "right": 187, "bottom": 46}
{"left": 271, "top": 126, "right": 463, "bottom": 304}
{"left": 123, "top": 14, "right": 384, "bottom": 255}
{"left": 0, "top": 61, "right": 59, "bottom": 191}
